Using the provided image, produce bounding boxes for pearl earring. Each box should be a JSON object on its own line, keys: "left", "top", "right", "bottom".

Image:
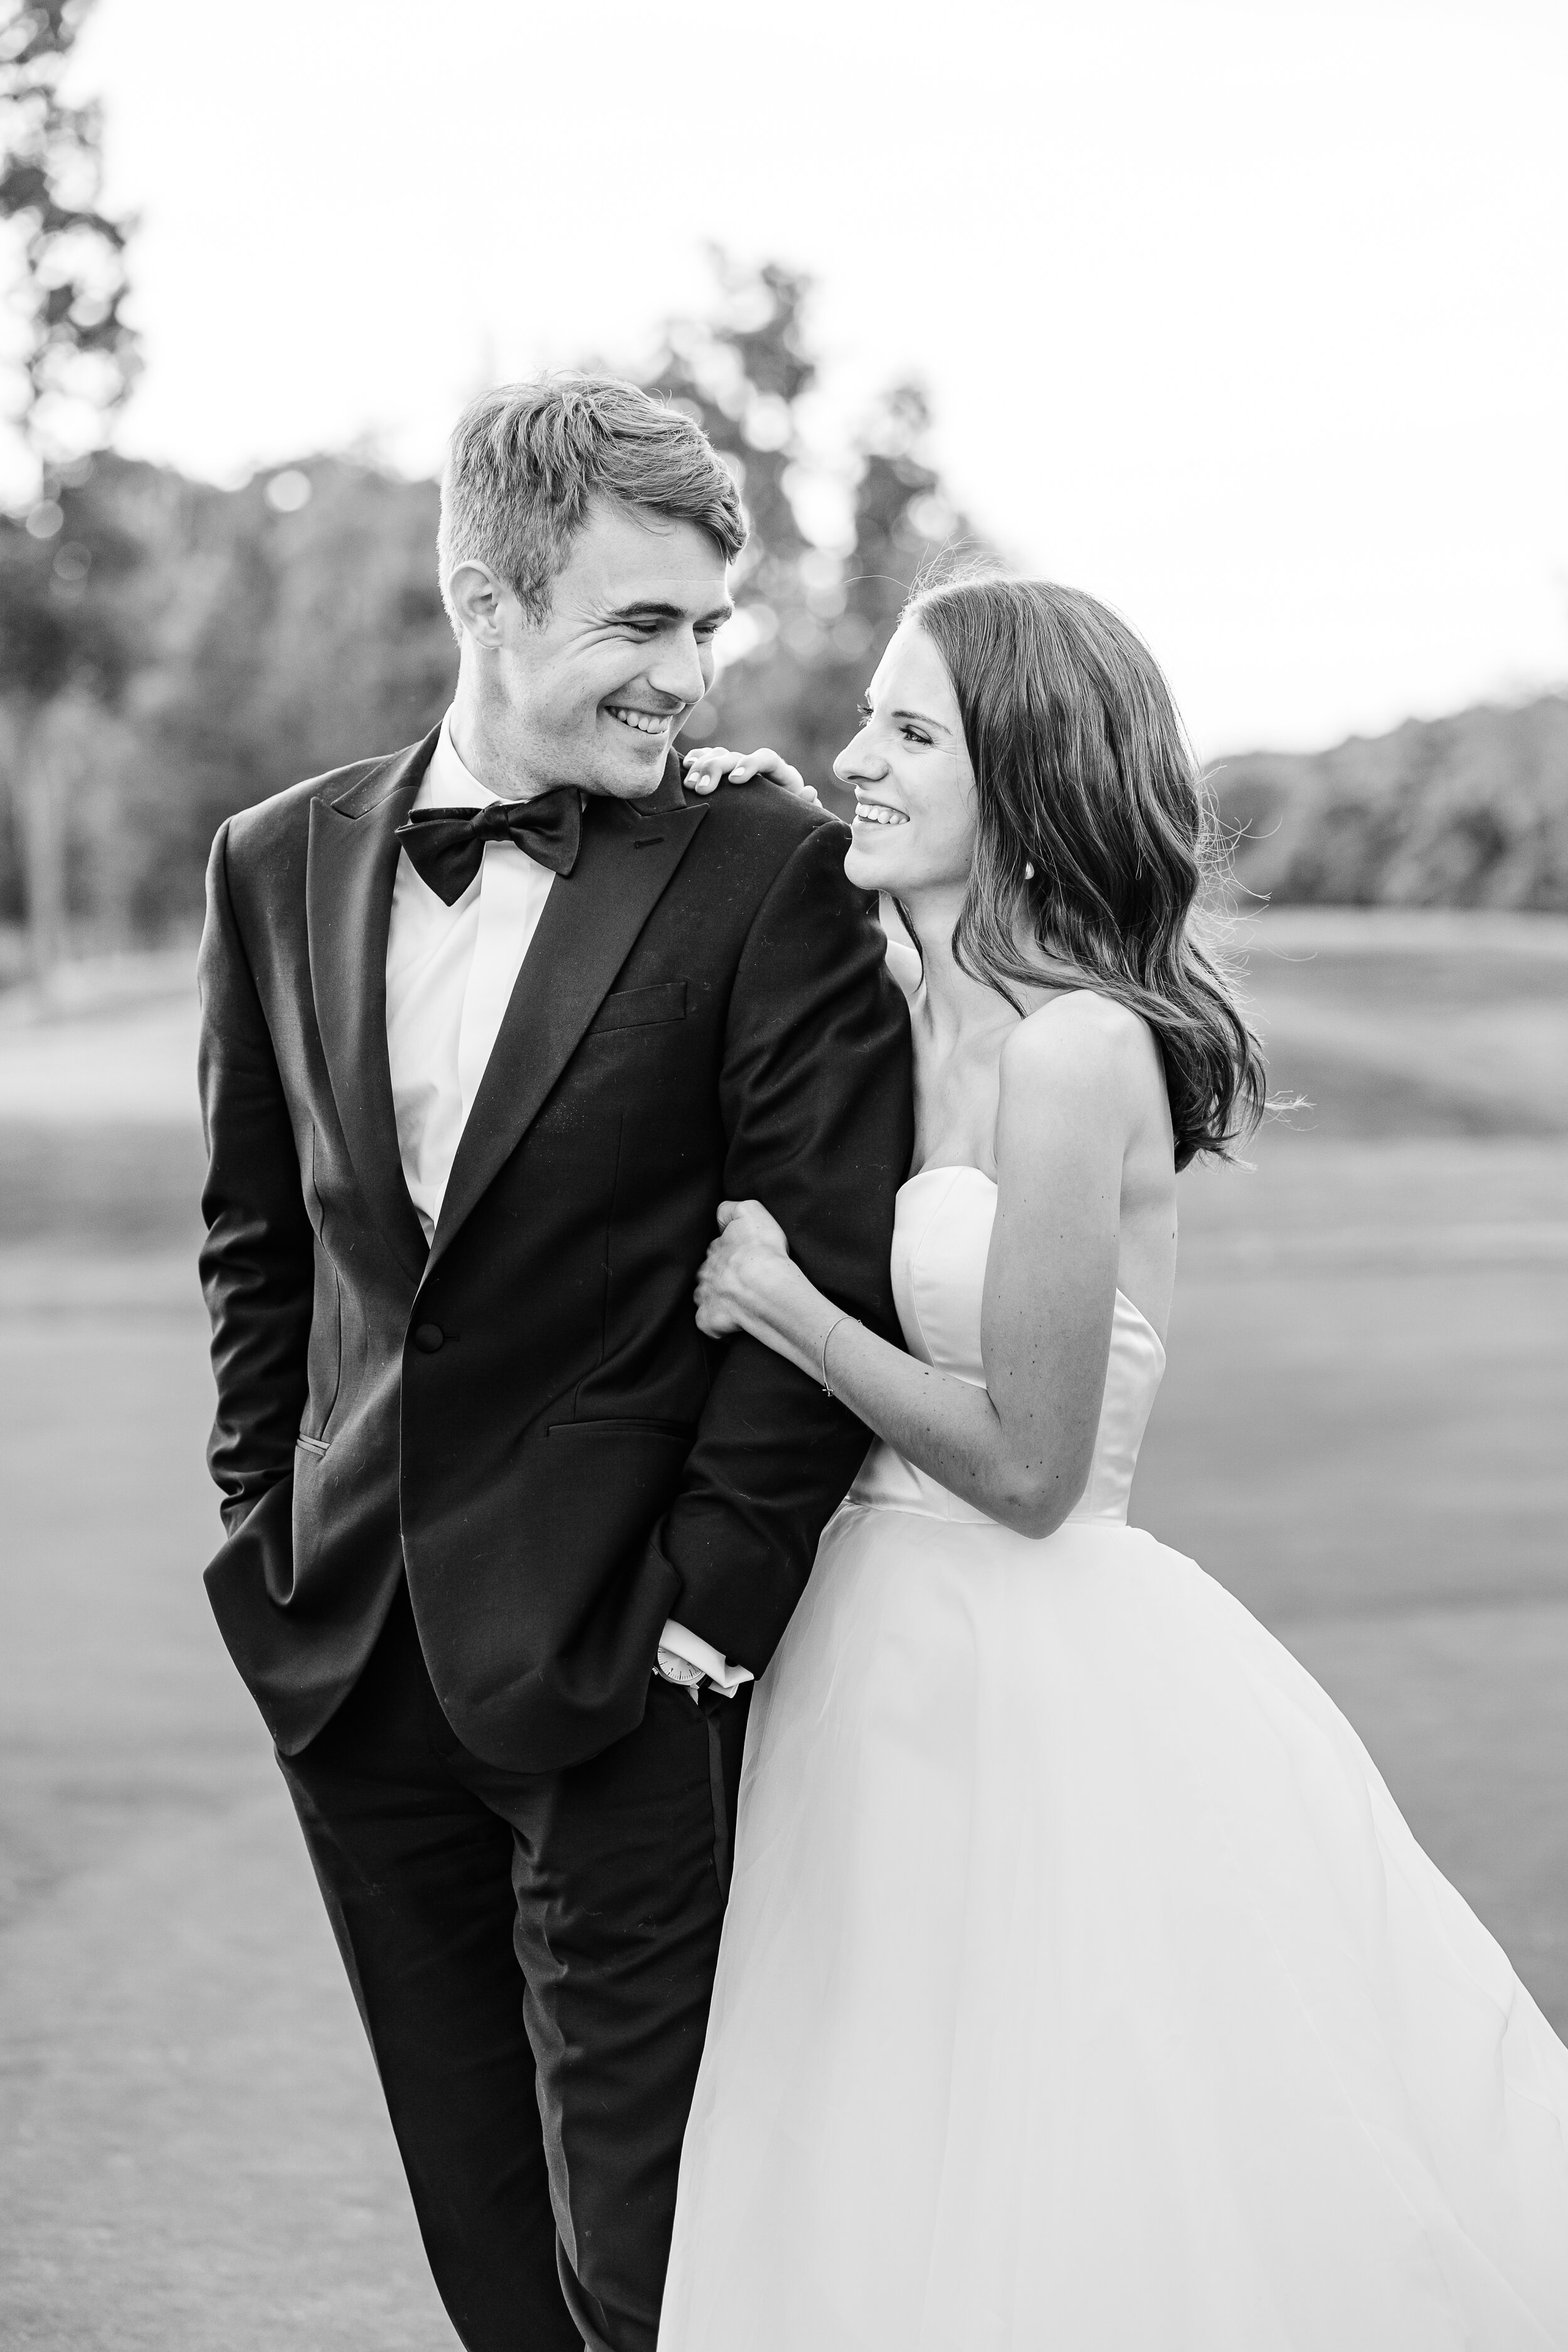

{"left": 1024, "top": 861, "right": 1036, "bottom": 881}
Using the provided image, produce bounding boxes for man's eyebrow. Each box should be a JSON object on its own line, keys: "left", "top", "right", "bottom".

{"left": 608, "top": 597, "right": 735, "bottom": 625}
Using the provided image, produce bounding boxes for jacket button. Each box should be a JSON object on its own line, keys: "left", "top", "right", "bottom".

{"left": 413, "top": 1322, "right": 445, "bottom": 1353}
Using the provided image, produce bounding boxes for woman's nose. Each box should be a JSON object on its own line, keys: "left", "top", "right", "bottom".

{"left": 833, "top": 737, "right": 886, "bottom": 787}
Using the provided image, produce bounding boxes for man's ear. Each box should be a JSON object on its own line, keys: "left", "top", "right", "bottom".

{"left": 446, "top": 559, "right": 509, "bottom": 648}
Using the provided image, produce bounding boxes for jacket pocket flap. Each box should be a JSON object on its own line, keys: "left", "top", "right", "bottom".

{"left": 547, "top": 1418, "right": 696, "bottom": 1442}
{"left": 586, "top": 980, "right": 687, "bottom": 1035}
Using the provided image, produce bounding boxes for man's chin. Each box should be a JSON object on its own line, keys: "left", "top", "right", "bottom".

{"left": 585, "top": 719, "right": 674, "bottom": 798}
{"left": 590, "top": 759, "right": 667, "bottom": 802}
{"left": 593, "top": 780, "right": 665, "bottom": 802}
{"left": 566, "top": 748, "right": 667, "bottom": 801}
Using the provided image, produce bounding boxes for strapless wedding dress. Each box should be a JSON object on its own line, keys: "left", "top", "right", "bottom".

{"left": 660, "top": 1166, "right": 1568, "bottom": 2350}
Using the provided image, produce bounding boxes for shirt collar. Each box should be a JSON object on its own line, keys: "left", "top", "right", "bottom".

{"left": 413, "top": 712, "right": 503, "bottom": 811}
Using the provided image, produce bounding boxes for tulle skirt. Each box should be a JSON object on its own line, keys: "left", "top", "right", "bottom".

{"left": 659, "top": 1503, "right": 1568, "bottom": 2350}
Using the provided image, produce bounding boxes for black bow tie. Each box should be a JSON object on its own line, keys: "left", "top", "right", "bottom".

{"left": 395, "top": 792, "right": 582, "bottom": 906}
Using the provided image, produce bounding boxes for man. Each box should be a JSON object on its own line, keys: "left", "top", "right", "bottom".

{"left": 196, "top": 376, "right": 913, "bottom": 2352}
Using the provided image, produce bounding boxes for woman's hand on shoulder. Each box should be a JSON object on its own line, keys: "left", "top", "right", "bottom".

{"left": 682, "top": 744, "right": 820, "bottom": 808}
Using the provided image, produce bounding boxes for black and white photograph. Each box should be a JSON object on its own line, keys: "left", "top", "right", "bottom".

{"left": 3, "top": 1, "right": 1567, "bottom": 2345}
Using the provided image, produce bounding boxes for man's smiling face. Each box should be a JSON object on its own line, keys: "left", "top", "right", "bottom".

{"left": 492, "top": 498, "right": 733, "bottom": 799}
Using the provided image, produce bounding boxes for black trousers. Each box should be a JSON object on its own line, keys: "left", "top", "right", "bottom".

{"left": 277, "top": 1579, "right": 750, "bottom": 2352}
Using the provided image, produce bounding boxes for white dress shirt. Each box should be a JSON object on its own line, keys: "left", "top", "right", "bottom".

{"left": 385, "top": 712, "right": 748, "bottom": 1698}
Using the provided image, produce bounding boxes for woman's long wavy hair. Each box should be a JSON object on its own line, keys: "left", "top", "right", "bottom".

{"left": 906, "top": 575, "right": 1266, "bottom": 1168}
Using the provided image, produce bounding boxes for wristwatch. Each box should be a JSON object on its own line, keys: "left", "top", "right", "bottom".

{"left": 654, "top": 1645, "right": 706, "bottom": 1692}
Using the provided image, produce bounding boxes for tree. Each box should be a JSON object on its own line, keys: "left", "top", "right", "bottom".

{"left": 0, "top": 248, "right": 989, "bottom": 950}
{"left": 0, "top": 453, "right": 147, "bottom": 957}
{"left": 640, "top": 256, "right": 988, "bottom": 813}
{"left": 136, "top": 457, "right": 455, "bottom": 923}
{"left": 1214, "top": 696, "right": 1568, "bottom": 911}
{"left": 1, "top": 0, "right": 140, "bottom": 977}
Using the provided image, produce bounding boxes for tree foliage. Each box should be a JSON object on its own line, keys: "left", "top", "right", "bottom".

{"left": 1217, "top": 699, "right": 1568, "bottom": 911}
{"left": 1, "top": 0, "right": 143, "bottom": 973}
{"left": 643, "top": 257, "right": 983, "bottom": 813}
{"left": 3, "top": 234, "right": 1559, "bottom": 961}
{"left": 1, "top": 0, "right": 142, "bottom": 716}
{"left": 0, "top": 252, "right": 991, "bottom": 945}
{"left": 0, "top": 451, "right": 457, "bottom": 936}
{"left": 1, "top": 0, "right": 138, "bottom": 473}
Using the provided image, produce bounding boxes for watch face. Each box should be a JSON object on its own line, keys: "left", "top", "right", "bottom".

{"left": 655, "top": 1650, "right": 704, "bottom": 1687}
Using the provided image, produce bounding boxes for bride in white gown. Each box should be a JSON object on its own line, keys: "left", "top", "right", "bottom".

{"left": 660, "top": 578, "right": 1568, "bottom": 2349}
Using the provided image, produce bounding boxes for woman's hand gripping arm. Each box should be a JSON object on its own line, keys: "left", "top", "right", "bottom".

{"left": 694, "top": 995, "right": 1146, "bottom": 1539}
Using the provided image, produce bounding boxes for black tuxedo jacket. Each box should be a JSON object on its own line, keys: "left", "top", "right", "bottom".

{"left": 197, "top": 728, "right": 913, "bottom": 1771}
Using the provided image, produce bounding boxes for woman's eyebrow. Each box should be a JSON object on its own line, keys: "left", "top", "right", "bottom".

{"left": 889, "top": 706, "right": 949, "bottom": 734}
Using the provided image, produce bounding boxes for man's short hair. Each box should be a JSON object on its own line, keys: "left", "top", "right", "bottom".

{"left": 438, "top": 374, "right": 746, "bottom": 627}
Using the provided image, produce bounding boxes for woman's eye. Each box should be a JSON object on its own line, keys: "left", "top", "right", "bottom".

{"left": 900, "top": 726, "right": 931, "bottom": 746}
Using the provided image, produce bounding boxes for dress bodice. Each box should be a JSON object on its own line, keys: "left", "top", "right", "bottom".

{"left": 849, "top": 1163, "right": 1166, "bottom": 1528}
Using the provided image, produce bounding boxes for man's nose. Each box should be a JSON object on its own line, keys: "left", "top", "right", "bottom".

{"left": 645, "top": 630, "right": 707, "bottom": 709}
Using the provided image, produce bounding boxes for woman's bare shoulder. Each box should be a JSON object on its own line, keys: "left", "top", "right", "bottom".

{"left": 997, "top": 989, "right": 1165, "bottom": 1141}
{"left": 1003, "top": 987, "right": 1152, "bottom": 1076}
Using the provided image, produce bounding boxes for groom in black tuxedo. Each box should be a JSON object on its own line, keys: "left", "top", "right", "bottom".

{"left": 197, "top": 375, "right": 912, "bottom": 2351}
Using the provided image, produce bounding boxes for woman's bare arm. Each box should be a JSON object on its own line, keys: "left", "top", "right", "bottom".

{"left": 694, "top": 993, "right": 1152, "bottom": 1539}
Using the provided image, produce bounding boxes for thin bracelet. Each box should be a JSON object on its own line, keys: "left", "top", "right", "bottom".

{"left": 819, "top": 1312, "right": 854, "bottom": 1398}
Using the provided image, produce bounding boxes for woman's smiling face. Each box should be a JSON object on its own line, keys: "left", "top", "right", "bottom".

{"left": 835, "top": 620, "right": 978, "bottom": 898}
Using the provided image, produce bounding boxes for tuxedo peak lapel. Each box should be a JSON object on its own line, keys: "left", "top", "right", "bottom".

{"left": 636, "top": 748, "right": 691, "bottom": 815}
{"left": 307, "top": 731, "right": 438, "bottom": 1287}
{"left": 328, "top": 727, "right": 440, "bottom": 818}
{"left": 424, "top": 787, "right": 707, "bottom": 1276}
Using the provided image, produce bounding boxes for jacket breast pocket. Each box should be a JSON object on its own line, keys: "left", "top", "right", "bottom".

{"left": 585, "top": 981, "right": 687, "bottom": 1036}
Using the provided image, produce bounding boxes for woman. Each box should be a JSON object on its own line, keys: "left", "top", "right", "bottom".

{"left": 660, "top": 578, "right": 1568, "bottom": 2349}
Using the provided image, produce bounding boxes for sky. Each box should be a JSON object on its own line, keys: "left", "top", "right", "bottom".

{"left": 16, "top": 0, "right": 1568, "bottom": 758}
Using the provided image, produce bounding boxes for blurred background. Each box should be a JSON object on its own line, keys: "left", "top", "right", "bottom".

{"left": 1, "top": 1, "right": 1565, "bottom": 2345}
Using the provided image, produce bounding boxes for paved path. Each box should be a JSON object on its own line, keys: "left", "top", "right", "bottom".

{"left": 0, "top": 1314, "right": 458, "bottom": 2351}
{"left": 3, "top": 943, "right": 1566, "bottom": 2344}
{"left": 6, "top": 1229, "right": 1566, "bottom": 2347}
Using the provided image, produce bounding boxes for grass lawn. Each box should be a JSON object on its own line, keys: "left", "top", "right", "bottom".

{"left": 1136, "top": 1140, "right": 1568, "bottom": 2020}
